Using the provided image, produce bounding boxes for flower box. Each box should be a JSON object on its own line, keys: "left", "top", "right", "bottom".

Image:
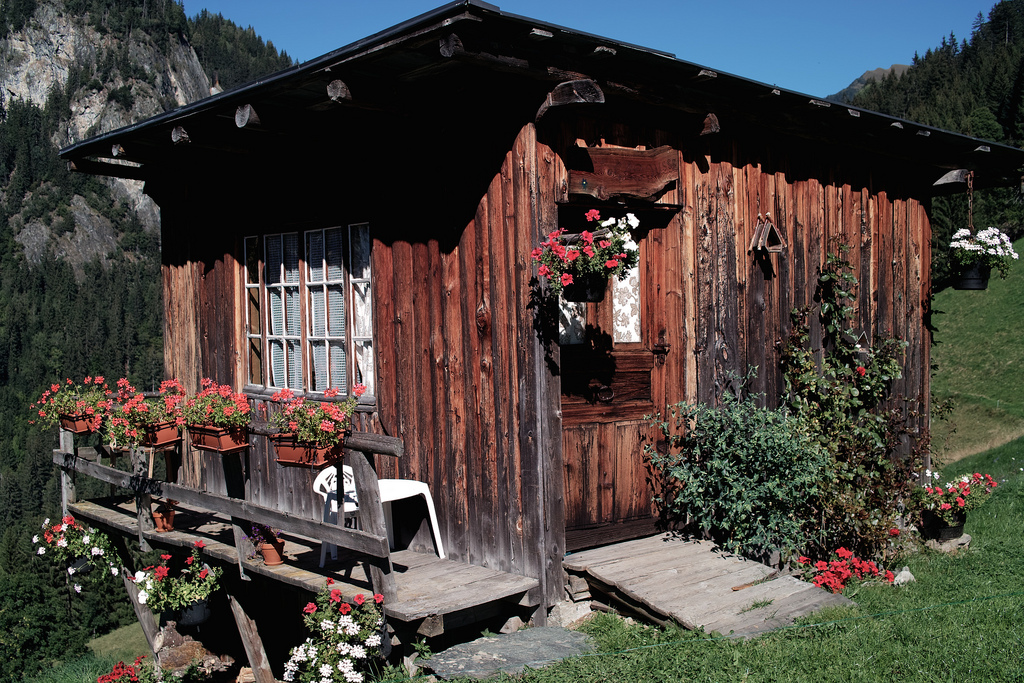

{"left": 270, "top": 432, "right": 346, "bottom": 468}
{"left": 142, "top": 421, "right": 182, "bottom": 448}
{"left": 59, "top": 413, "right": 98, "bottom": 434}
{"left": 188, "top": 424, "right": 249, "bottom": 454}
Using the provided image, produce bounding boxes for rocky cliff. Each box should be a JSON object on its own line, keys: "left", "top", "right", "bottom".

{"left": 0, "top": 0, "right": 211, "bottom": 273}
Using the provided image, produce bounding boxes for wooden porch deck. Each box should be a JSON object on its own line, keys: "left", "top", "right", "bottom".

{"left": 564, "top": 533, "right": 851, "bottom": 638}
{"left": 70, "top": 497, "right": 538, "bottom": 636}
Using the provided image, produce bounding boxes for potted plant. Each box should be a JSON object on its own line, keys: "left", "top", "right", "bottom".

{"left": 531, "top": 209, "right": 640, "bottom": 301}
{"left": 269, "top": 385, "right": 365, "bottom": 467}
{"left": 283, "top": 580, "right": 387, "bottom": 683}
{"left": 30, "top": 376, "right": 112, "bottom": 434}
{"left": 949, "top": 227, "right": 1019, "bottom": 289}
{"left": 914, "top": 470, "right": 999, "bottom": 540}
{"left": 32, "top": 514, "right": 121, "bottom": 580}
{"left": 182, "top": 378, "right": 252, "bottom": 454}
{"left": 106, "top": 378, "right": 186, "bottom": 449}
{"left": 130, "top": 541, "right": 223, "bottom": 625}
{"left": 246, "top": 522, "right": 286, "bottom": 566}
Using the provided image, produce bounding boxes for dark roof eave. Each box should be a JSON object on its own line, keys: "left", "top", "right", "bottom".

{"left": 59, "top": 0, "right": 1024, "bottom": 186}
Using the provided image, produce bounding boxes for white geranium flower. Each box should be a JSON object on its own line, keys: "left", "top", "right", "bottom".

{"left": 364, "top": 634, "right": 382, "bottom": 648}
{"left": 349, "top": 645, "right": 366, "bottom": 659}
{"left": 626, "top": 212, "right": 640, "bottom": 229}
{"left": 37, "top": 547, "right": 46, "bottom": 555}
{"left": 138, "top": 590, "right": 149, "bottom": 604}
{"left": 43, "top": 518, "right": 50, "bottom": 526}
{"left": 92, "top": 547, "right": 104, "bottom": 556}
{"left": 74, "top": 584, "right": 82, "bottom": 594}
{"left": 57, "top": 538, "right": 68, "bottom": 548}
{"left": 32, "top": 535, "right": 39, "bottom": 544}
{"left": 68, "top": 567, "right": 76, "bottom": 576}
{"left": 110, "top": 566, "right": 119, "bottom": 576}
{"left": 134, "top": 570, "right": 146, "bottom": 582}
{"left": 82, "top": 535, "right": 90, "bottom": 544}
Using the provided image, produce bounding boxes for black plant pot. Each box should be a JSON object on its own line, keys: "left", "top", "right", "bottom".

{"left": 561, "top": 273, "right": 608, "bottom": 302}
{"left": 953, "top": 263, "right": 991, "bottom": 290}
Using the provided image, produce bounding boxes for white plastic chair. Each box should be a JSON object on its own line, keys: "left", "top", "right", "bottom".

{"left": 313, "top": 465, "right": 446, "bottom": 567}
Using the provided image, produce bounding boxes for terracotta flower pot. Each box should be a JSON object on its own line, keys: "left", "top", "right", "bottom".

{"left": 59, "top": 413, "right": 97, "bottom": 434}
{"left": 188, "top": 424, "right": 249, "bottom": 454}
{"left": 142, "top": 421, "right": 182, "bottom": 448}
{"left": 270, "top": 433, "right": 345, "bottom": 467}
{"left": 259, "top": 538, "right": 286, "bottom": 566}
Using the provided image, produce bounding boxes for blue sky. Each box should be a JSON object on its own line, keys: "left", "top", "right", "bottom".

{"left": 179, "top": 1, "right": 998, "bottom": 97}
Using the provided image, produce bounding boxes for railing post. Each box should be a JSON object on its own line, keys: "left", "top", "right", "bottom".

{"left": 345, "top": 448, "right": 397, "bottom": 602}
{"left": 132, "top": 446, "right": 154, "bottom": 552}
{"left": 59, "top": 427, "right": 76, "bottom": 514}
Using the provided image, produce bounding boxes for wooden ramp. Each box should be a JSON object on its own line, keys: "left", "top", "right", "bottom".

{"left": 564, "top": 533, "right": 851, "bottom": 638}
{"left": 70, "top": 498, "right": 538, "bottom": 637}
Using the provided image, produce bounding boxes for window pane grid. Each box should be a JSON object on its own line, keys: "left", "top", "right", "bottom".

{"left": 247, "top": 225, "right": 373, "bottom": 396}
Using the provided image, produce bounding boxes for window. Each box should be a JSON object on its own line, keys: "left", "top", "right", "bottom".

{"left": 245, "top": 224, "right": 374, "bottom": 396}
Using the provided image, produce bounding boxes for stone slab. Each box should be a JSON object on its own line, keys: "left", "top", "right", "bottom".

{"left": 424, "top": 627, "right": 595, "bottom": 680}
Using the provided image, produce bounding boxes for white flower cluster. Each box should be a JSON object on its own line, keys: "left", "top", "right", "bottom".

{"left": 950, "top": 227, "right": 1019, "bottom": 260}
{"left": 283, "top": 640, "right": 317, "bottom": 682}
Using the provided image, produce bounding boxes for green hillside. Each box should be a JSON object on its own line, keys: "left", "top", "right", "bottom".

{"left": 930, "top": 237, "right": 1024, "bottom": 462}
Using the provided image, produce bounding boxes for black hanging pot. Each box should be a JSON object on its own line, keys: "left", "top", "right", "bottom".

{"left": 953, "top": 263, "right": 990, "bottom": 290}
{"left": 561, "top": 273, "right": 608, "bottom": 302}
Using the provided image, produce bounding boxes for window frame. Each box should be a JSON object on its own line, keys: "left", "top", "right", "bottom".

{"left": 243, "top": 223, "right": 374, "bottom": 400}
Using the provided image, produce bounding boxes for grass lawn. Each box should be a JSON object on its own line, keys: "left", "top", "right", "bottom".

{"left": 930, "top": 236, "right": 1024, "bottom": 462}
{"left": 488, "top": 439, "right": 1024, "bottom": 683}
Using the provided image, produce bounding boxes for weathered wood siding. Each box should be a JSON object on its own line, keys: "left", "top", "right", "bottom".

{"left": 370, "top": 123, "right": 564, "bottom": 605}
{"left": 541, "top": 116, "right": 931, "bottom": 542}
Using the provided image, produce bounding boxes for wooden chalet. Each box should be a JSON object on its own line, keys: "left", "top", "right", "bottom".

{"left": 58, "top": 0, "right": 1024, "bottom": 673}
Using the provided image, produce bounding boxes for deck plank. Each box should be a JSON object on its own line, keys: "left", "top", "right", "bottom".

{"left": 565, "top": 534, "right": 853, "bottom": 637}
{"left": 69, "top": 498, "right": 538, "bottom": 628}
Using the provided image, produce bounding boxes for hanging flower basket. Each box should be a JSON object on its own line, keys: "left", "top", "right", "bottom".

{"left": 270, "top": 432, "right": 346, "bottom": 468}
{"left": 560, "top": 272, "right": 608, "bottom": 302}
{"left": 142, "top": 421, "right": 182, "bottom": 448}
{"left": 953, "top": 263, "right": 991, "bottom": 290}
{"left": 188, "top": 424, "right": 249, "bottom": 454}
{"left": 532, "top": 210, "right": 640, "bottom": 300}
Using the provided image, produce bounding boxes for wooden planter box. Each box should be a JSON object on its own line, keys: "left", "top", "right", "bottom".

{"left": 59, "top": 413, "right": 98, "bottom": 434}
{"left": 142, "top": 421, "right": 182, "bottom": 448}
{"left": 270, "top": 433, "right": 345, "bottom": 468}
{"left": 188, "top": 424, "right": 249, "bottom": 454}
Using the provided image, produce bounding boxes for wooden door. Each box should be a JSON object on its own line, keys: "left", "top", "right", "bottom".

{"left": 560, "top": 214, "right": 670, "bottom": 551}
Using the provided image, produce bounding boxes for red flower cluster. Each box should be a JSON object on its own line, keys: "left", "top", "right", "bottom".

{"left": 795, "top": 547, "right": 895, "bottom": 594}
{"left": 531, "top": 210, "right": 639, "bottom": 295}
{"left": 181, "top": 378, "right": 252, "bottom": 428}
{"left": 923, "top": 472, "right": 997, "bottom": 513}
{"left": 97, "top": 656, "right": 147, "bottom": 683}
{"left": 106, "top": 378, "right": 185, "bottom": 447}
{"left": 270, "top": 384, "right": 365, "bottom": 448}
{"left": 30, "top": 376, "right": 111, "bottom": 431}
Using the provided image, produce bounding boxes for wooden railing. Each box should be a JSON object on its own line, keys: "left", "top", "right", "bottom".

{"left": 52, "top": 423, "right": 404, "bottom": 601}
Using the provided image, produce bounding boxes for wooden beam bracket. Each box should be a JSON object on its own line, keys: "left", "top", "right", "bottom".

{"left": 536, "top": 79, "right": 605, "bottom": 121}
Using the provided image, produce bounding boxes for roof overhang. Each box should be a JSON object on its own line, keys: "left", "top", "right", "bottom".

{"left": 59, "top": 0, "right": 1024, "bottom": 193}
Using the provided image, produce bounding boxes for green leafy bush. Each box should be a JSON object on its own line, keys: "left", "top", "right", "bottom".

{"left": 781, "top": 247, "right": 923, "bottom": 557}
{"left": 645, "top": 379, "right": 828, "bottom": 563}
